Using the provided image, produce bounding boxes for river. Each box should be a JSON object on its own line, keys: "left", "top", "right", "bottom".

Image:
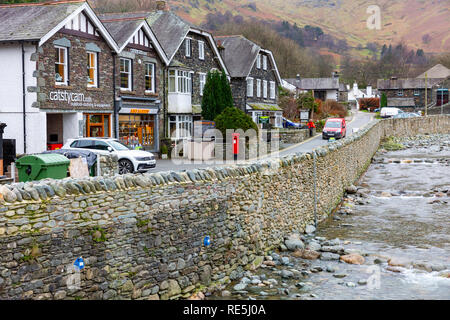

{"left": 208, "top": 134, "right": 450, "bottom": 300}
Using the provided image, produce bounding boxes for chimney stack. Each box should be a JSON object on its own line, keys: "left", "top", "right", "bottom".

{"left": 156, "top": 1, "right": 166, "bottom": 11}
{"left": 296, "top": 74, "right": 301, "bottom": 80}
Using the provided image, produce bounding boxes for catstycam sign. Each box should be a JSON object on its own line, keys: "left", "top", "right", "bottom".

{"left": 49, "top": 90, "right": 110, "bottom": 109}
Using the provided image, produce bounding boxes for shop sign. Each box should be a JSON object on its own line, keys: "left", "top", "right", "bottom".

{"left": 49, "top": 90, "right": 110, "bottom": 108}
{"left": 300, "top": 110, "right": 310, "bottom": 120}
{"left": 120, "top": 107, "right": 158, "bottom": 114}
{"left": 259, "top": 116, "right": 269, "bottom": 124}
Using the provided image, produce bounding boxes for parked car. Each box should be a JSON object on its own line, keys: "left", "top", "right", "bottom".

{"left": 62, "top": 138, "right": 156, "bottom": 174}
{"left": 380, "top": 107, "right": 404, "bottom": 118}
{"left": 322, "top": 118, "right": 347, "bottom": 140}
{"left": 392, "top": 112, "right": 420, "bottom": 119}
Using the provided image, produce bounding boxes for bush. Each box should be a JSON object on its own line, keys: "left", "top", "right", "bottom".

{"left": 319, "top": 100, "right": 347, "bottom": 118}
{"left": 380, "top": 93, "right": 387, "bottom": 108}
{"left": 214, "top": 107, "right": 258, "bottom": 136}
{"left": 201, "top": 70, "right": 234, "bottom": 121}
{"left": 160, "top": 144, "right": 168, "bottom": 155}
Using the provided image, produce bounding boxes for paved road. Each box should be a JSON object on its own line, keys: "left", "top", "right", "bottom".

{"left": 151, "top": 111, "right": 374, "bottom": 173}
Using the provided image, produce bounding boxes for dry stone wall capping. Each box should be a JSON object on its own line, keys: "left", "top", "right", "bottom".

{"left": 0, "top": 115, "right": 448, "bottom": 300}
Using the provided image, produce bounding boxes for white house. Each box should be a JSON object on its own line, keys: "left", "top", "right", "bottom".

{"left": 347, "top": 83, "right": 379, "bottom": 109}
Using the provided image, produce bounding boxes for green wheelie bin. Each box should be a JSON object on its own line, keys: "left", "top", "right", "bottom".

{"left": 15, "top": 154, "right": 70, "bottom": 182}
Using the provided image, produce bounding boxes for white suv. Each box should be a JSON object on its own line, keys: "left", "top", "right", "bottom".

{"left": 63, "top": 138, "right": 156, "bottom": 174}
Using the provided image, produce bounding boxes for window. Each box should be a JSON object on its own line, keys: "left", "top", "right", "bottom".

{"left": 397, "top": 89, "right": 403, "bottom": 96}
{"left": 120, "top": 58, "right": 132, "bottom": 90}
{"left": 256, "top": 54, "right": 261, "bottom": 69}
{"left": 84, "top": 114, "right": 110, "bottom": 137}
{"left": 169, "top": 69, "right": 192, "bottom": 94}
{"left": 247, "top": 78, "right": 254, "bottom": 97}
{"left": 263, "top": 55, "right": 267, "bottom": 70}
{"left": 169, "top": 115, "right": 192, "bottom": 140}
{"left": 270, "top": 81, "right": 276, "bottom": 99}
{"left": 263, "top": 80, "right": 268, "bottom": 98}
{"left": 199, "top": 73, "right": 206, "bottom": 96}
{"left": 256, "top": 79, "right": 261, "bottom": 97}
{"left": 55, "top": 46, "right": 68, "bottom": 85}
{"left": 185, "top": 38, "right": 191, "bottom": 57}
{"left": 145, "top": 63, "right": 155, "bottom": 93}
{"left": 198, "top": 41, "right": 204, "bottom": 60}
{"left": 87, "top": 51, "right": 98, "bottom": 87}
{"left": 414, "top": 89, "right": 420, "bottom": 96}
{"left": 119, "top": 114, "right": 156, "bottom": 151}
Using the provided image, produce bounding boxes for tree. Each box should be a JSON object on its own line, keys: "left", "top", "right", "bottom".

{"left": 201, "top": 70, "right": 234, "bottom": 121}
{"left": 214, "top": 107, "right": 258, "bottom": 136}
{"left": 380, "top": 93, "right": 387, "bottom": 108}
{"left": 296, "top": 92, "right": 319, "bottom": 115}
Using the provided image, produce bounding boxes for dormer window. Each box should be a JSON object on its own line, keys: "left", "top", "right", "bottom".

{"left": 263, "top": 55, "right": 267, "bottom": 70}
{"left": 55, "top": 46, "right": 68, "bottom": 85}
{"left": 256, "top": 54, "right": 261, "bottom": 69}
{"left": 185, "top": 38, "right": 191, "bottom": 57}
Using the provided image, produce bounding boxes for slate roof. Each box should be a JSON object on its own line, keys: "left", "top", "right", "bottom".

{"left": 417, "top": 64, "right": 450, "bottom": 79}
{"left": 285, "top": 78, "right": 340, "bottom": 90}
{"left": 387, "top": 98, "right": 416, "bottom": 107}
{"left": 0, "top": 1, "right": 84, "bottom": 42}
{"left": 216, "top": 35, "right": 260, "bottom": 78}
{"left": 377, "top": 78, "right": 443, "bottom": 89}
{"left": 146, "top": 10, "right": 190, "bottom": 60}
{"left": 99, "top": 17, "right": 144, "bottom": 49}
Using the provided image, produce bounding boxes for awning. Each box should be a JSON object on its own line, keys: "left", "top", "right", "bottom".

{"left": 246, "top": 103, "right": 283, "bottom": 112}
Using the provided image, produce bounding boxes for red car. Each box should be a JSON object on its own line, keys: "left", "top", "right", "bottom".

{"left": 322, "top": 118, "right": 347, "bottom": 140}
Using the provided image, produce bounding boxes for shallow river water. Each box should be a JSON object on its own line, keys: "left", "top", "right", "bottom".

{"left": 209, "top": 134, "right": 450, "bottom": 300}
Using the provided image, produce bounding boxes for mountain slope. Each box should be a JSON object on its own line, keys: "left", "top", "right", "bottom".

{"left": 167, "top": 0, "right": 450, "bottom": 54}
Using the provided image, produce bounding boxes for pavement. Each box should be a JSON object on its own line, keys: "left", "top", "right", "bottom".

{"left": 151, "top": 111, "right": 374, "bottom": 173}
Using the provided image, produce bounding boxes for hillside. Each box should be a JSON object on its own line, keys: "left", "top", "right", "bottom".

{"left": 167, "top": 0, "right": 450, "bottom": 54}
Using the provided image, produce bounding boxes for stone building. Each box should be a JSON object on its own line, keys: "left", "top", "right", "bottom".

{"left": 216, "top": 35, "right": 283, "bottom": 128}
{"left": 377, "top": 77, "right": 444, "bottom": 111}
{"left": 146, "top": 9, "right": 229, "bottom": 142}
{"left": 0, "top": 1, "right": 119, "bottom": 154}
{"left": 99, "top": 13, "right": 169, "bottom": 153}
{"left": 284, "top": 73, "right": 340, "bottom": 102}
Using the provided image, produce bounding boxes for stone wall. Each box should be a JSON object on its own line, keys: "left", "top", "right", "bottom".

{"left": 278, "top": 129, "right": 310, "bottom": 145}
{"left": 0, "top": 115, "right": 448, "bottom": 300}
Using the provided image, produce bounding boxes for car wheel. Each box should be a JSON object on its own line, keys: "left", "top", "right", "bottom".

{"left": 118, "top": 159, "right": 134, "bottom": 174}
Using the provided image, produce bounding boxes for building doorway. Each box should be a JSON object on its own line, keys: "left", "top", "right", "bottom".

{"left": 84, "top": 113, "right": 111, "bottom": 137}
{"left": 46, "top": 113, "right": 63, "bottom": 150}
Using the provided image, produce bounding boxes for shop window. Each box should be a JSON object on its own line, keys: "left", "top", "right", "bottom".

{"left": 168, "top": 115, "right": 192, "bottom": 140}
{"left": 55, "top": 46, "right": 68, "bottom": 85}
{"left": 199, "top": 41, "right": 205, "bottom": 60}
{"left": 145, "top": 63, "right": 155, "bottom": 93}
{"left": 120, "top": 58, "right": 132, "bottom": 90}
{"left": 119, "top": 114, "right": 156, "bottom": 150}
{"left": 84, "top": 114, "right": 110, "bottom": 137}
{"left": 87, "top": 51, "right": 98, "bottom": 87}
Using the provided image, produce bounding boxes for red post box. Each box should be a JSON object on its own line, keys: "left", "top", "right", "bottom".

{"left": 232, "top": 133, "right": 239, "bottom": 160}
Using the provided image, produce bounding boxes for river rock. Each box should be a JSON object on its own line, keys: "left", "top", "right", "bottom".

{"left": 281, "top": 270, "right": 294, "bottom": 279}
{"left": 293, "top": 249, "right": 321, "bottom": 260}
{"left": 284, "top": 239, "right": 305, "bottom": 251}
{"left": 388, "top": 257, "right": 411, "bottom": 268}
{"left": 340, "top": 254, "right": 365, "bottom": 265}
{"left": 321, "top": 245, "right": 345, "bottom": 254}
{"left": 305, "top": 225, "right": 316, "bottom": 234}
{"left": 281, "top": 257, "right": 290, "bottom": 265}
{"left": 346, "top": 185, "right": 357, "bottom": 194}
{"left": 320, "top": 252, "right": 340, "bottom": 261}
{"left": 333, "top": 273, "right": 348, "bottom": 279}
{"left": 233, "top": 283, "right": 247, "bottom": 291}
{"left": 306, "top": 241, "right": 322, "bottom": 252}
{"left": 381, "top": 192, "right": 392, "bottom": 197}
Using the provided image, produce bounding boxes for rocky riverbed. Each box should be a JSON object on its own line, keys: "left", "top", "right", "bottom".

{"left": 206, "top": 134, "right": 450, "bottom": 300}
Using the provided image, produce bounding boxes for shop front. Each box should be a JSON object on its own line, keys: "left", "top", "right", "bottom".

{"left": 118, "top": 99, "right": 160, "bottom": 152}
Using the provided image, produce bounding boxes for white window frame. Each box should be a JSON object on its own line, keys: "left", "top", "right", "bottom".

{"left": 269, "top": 81, "right": 276, "bottom": 99}
{"left": 185, "top": 38, "right": 191, "bottom": 57}
{"left": 169, "top": 68, "right": 192, "bottom": 94}
{"left": 55, "top": 46, "right": 68, "bottom": 85}
{"left": 263, "top": 55, "right": 267, "bottom": 70}
{"left": 145, "top": 62, "right": 155, "bottom": 93}
{"left": 247, "top": 77, "right": 254, "bottom": 97}
{"left": 87, "top": 51, "right": 98, "bottom": 88}
{"left": 168, "top": 115, "right": 193, "bottom": 140}
{"left": 120, "top": 58, "right": 132, "bottom": 91}
{"left": 263, "top": 80, "right": 268, "bottom": 98}
{"left": 256, "top": 54, "right": 261, "bottom": 69}
{"left": 199, "top": 72, "right": 206, "bottom": 96}
{"left": 256, "top": 79, "right": 261, "bottom": 97}
{"left": 198, "top": 40, "right": 205, "bottom": 60}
